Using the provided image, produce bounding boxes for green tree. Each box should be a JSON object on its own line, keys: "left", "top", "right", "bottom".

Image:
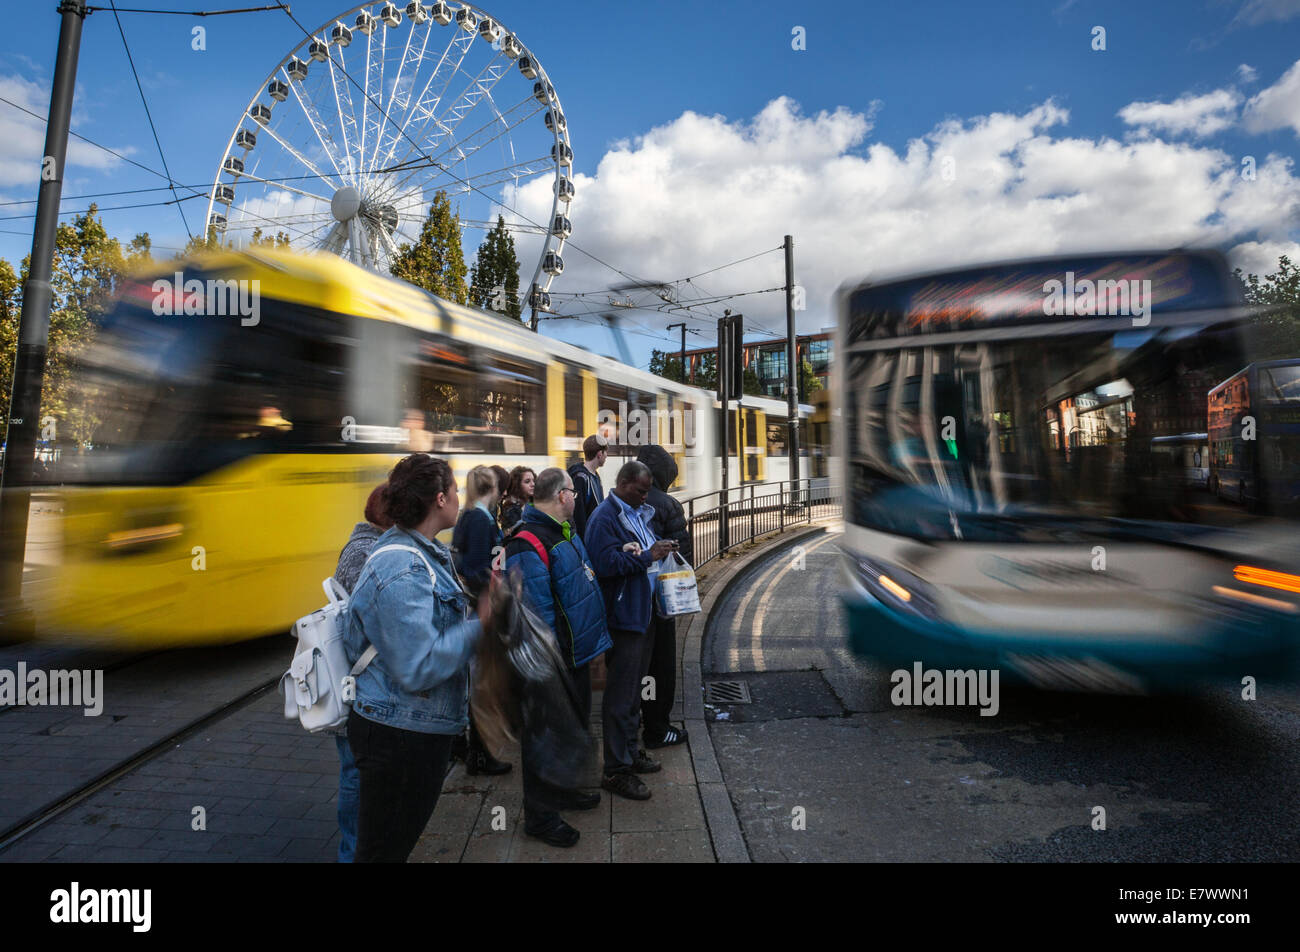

{"left": 650, "top": 348, "right": 721, "bottom": 390}
{"left": 391, "top": 190, "right": 469, "bottom": 304}
{"left": 1235, "top": 255, "right": 1300, "bottom": 359}
{"left": 798, "top": 360, "right": 824, "bottom": 401}
{"left": 468, "top": 215, "right": 521, "bottom": 321}
{"left": 249, "top": 227, "right": 291, "bottom": 248}
{"left": 182, "top": 223, "right": 223, "bottom": 257}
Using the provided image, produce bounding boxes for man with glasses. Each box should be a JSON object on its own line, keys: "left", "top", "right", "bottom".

{"left": 503, "top": 467, "right": 612, "bottom": 847}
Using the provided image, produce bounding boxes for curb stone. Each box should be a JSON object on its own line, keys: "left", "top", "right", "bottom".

{"left": 680, "top": 520, "right": 836, "bottom": 863}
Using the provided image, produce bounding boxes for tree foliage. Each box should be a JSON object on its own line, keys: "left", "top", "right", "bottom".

{"left": 1235, "top": 255, "right": 1300, "bottom": 360}
{"left": 468, "top": 215, "right": 521, "bottom": 321}
{"left": 391, "top": 190, "right": 469, "bottom": 304}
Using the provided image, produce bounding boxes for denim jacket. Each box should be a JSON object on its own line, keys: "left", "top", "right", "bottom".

{"left": 344, "top": 525, "right": 481, "bottom": 734}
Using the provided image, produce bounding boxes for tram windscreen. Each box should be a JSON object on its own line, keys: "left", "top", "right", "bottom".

{"left": 844, "top": 323, "right": 1295, "bottom": 543}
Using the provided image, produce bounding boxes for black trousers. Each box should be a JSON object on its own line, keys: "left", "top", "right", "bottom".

{"left": 522, "top": 663, "right": 592, "bottom": 831}
{"left": 347, "top": 708, "right": 454, "bottom": 863}
{"left": 641, "top": 613, "right": 678, "bottom": 740}
{"left": 603, "top": 624, "right": 656, "bottom": 774}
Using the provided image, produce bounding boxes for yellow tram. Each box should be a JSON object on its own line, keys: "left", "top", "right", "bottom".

{"left": 40, "top": 249, "right": 806, "bottom": 645}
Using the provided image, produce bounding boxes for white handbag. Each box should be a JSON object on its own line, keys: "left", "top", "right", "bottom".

{"left": 280, "top": 544, "right": 435, "bottom": 733}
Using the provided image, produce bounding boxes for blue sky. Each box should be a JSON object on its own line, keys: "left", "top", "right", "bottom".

{"left": 2, "top": 0, "right": 1299, "bottom": 367}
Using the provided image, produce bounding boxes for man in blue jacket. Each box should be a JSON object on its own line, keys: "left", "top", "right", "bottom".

{"left": 583, "top": 461, "right": 677, "bottom": 800}
{"left": 504, "top": 467, "right": 612, "bottom": 846}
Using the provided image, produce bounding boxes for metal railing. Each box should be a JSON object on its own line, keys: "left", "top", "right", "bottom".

{"left": 683, "top": 477, "right": 841, "bottom": 569}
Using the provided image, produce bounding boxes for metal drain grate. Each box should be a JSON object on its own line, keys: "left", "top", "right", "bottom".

{"left": 703, "top": 680, "right": 751, "bottom": 704}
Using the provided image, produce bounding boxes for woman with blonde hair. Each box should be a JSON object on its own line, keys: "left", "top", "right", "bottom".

{"left": 450, "top": 464, "right": 512, "bottom": 776}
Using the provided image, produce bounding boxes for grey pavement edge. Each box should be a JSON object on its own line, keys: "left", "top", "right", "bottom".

{"left": 684, "top": 521, "right": 834, "bottom": 864}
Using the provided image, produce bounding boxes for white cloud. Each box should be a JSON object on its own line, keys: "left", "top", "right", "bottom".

{"left": 1229, "top": 238, "right": 1300, "bottom": 276}
{"left": 1237, "top": 64, "right": 1259, "bottom": 84}
{"left": 1243, "top": 59, "right": 1300, "bottom": 136}
{"left": 1118, "top": 89, "right": 1241, "bottom": 138}
{"left": 503, "top": 95, "right": 1299, "bottom": 356}
{"left": 0, "top": 73, "right": 135, "bottom": 191}
{"left": 1231, "top": 0, "right": 1300, "bottom": 26}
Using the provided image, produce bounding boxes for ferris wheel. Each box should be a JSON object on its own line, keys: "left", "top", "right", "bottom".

{"left": 205, "top": 2, "right": 572, "bottom": 311}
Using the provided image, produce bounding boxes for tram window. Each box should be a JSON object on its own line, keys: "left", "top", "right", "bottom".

{"left": 767, "top": 421, "right": 787, "bottom": 457}
{"left": 563, "top": 368, "right": 583, "bottom": 438}
{"left": 598, "top": 380, "right": 629, "bottom": 447}
{"left": 412, "top": 347, "right": 546, "bottom": 455}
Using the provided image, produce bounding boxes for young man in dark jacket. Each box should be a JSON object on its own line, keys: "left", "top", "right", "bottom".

{"left": 504, "top": 467, "right": 612, "bottom": 846}
{"left": 635, "top": 445, "right": 693, "bottom": 749}
{"left": 567, "top": 434, "right": 607, "bottom": 540}
{"left": 583, "top": 461, "right": 676, "bottom": 800}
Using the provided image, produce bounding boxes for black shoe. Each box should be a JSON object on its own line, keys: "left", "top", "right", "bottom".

{"left": 602, "top": 772, "right": 651, "bottom": 800}
{"left": 560, "top": 790, "right": 601, "bottom": 811}
{"left": 465, "top": 747, "right": 512, "bottom": 776}
{"left": 632, "top": 750, "right": 662, "bottom": 774}
{"left": 644, "top": 724, "right": 688, "bottom": 749}
{"left": 525, "top": 818, "right": 580, "bottom": 848}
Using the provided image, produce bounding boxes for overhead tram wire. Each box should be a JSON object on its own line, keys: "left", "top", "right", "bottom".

{"left": 108, "top": 0, "right": 191, "bottom": 240}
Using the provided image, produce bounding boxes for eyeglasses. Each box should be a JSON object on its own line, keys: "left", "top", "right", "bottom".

{"left": 559, "top": 487, "right": 576, "bottom": 496}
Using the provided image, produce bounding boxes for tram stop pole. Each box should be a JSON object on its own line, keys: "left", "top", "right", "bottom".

{"left": 0, "top": 0, "right": 88, "bottom": 639}
{"left": 784, "top": 235, "right": 801, "bottom": 506}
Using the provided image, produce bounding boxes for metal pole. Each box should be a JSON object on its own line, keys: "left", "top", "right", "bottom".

{"left": 0, "top": 0, "right": 88, "bottom": 637}
{"left": 784, "top": 235, "right": 800, "bottom": 492}
{"left": 718, "top": 313, "right": 730, "bottom": 553}
{"left": 667, "top": 322, "right": 686, "bottom": 383}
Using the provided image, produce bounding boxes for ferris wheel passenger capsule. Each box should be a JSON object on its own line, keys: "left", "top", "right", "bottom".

{"left": 555, "top": 177, "right": 575, "bottom": 202}
{"left": 267, "top": 79, "right": 288, "bottom": 102}
{"left": 223, "top": 156, "right": 244, "bottom": 176}
{"left": 517, "top": 55, "right": 538, "bottom": 79}
{"left": 501, "top": 34, "right": 522, "bottom": 58}
{"left": 215, "top": 185, "right": 235, "bottom": 205}
{"left": 551, "top": 142, "right": 572, "bottom": 166}
{"left": 236, "top": 128, "right": 257, "bottom": 150}
{"left": 355, "top": 10, "right": 377, "bottom": 34}
{"left": 456, "top": 7, "right": 478, "bottom": 32}
{"left": 430, "top": 1, "right": 452, "bottom": 25}
{"left": 249, "top": 103, "right": 272, "bottom": 126}
{"left": 209, "top": 213, "right": 228, "bottom": 234}
{"left": 308, "top": 38, "right": 329, "bottom": 62}
{"left": 530, "top": 288, "right": 552, "bottom": 311}
{"left": 331, "top": 22, "right": 353, "bottom": 45}
{"left": 545, "top": 110, "right": 566, "bottom": 133}
{"left": 380, "top": 2, "right": 402, "bottom": 26}
{"left": 533, "top": 81, "right": 554, "bottom": 104}
{"left": 552, "top": 215, "right": 572, "bottom": 238}
{"left": 478, "top": 17, "right": 501, "bottom": 43}
{"left": 286, "top": 57, "right": 309, "bottom": 81}
{"left": 543, "top": 251, "right": 564, "bottom": 276}
{"left": 405, "top": 2, "right": 428, "bottom": 24}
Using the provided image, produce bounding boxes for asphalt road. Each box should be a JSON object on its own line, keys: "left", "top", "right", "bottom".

{"left": 703, "top": 527, "right": 1300, "bottom": 862}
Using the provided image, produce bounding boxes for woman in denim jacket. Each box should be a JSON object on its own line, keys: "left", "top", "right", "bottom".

{"left": 345, "top": 454, "right": 487, "bottom": 863}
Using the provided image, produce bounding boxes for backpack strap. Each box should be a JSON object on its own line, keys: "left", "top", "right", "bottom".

{"left": 351, "top": 542, "right": 440, "bottom": 678}
{"left": 511, "top": 530, "right": 550, "bottom": 569}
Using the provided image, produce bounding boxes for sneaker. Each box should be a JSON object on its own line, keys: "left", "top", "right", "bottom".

{"left": 632, "top": 750, "right": 662, "bottom": 774}
{"left": 601, "top": 771, "right": 651, "bottom": 800}
{"left": 525, "top": 818, "right": 580, "bottom": 848}
{"left": 644, "top": 724, "right": 689, "bottom": 749}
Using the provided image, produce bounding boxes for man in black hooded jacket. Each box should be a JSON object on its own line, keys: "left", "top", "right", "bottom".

{"left": 635, "top": 444, "right": 692, "bottom": 748}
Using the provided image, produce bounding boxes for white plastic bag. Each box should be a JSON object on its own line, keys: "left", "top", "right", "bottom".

{"left": 655, "top": 552, "right": 701, "bottom": 616}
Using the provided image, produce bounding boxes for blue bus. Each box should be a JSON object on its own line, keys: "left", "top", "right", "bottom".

{"left": 835, "top": 250, "right": 1300, "bottom": 691}
{"left": 1207, "top": 360, "right": 1300, "bottom": 510}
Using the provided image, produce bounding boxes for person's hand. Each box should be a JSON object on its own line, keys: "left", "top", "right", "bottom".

{"left": 622, "top": 541, "right": 642, "bottom": 555}
{"left": 649, "top": 540, "right": 675, "bottom": 561}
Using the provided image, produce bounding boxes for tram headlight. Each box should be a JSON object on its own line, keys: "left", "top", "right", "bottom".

{"left": 852, "top": 554, "right": 944, "bottom": 622}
